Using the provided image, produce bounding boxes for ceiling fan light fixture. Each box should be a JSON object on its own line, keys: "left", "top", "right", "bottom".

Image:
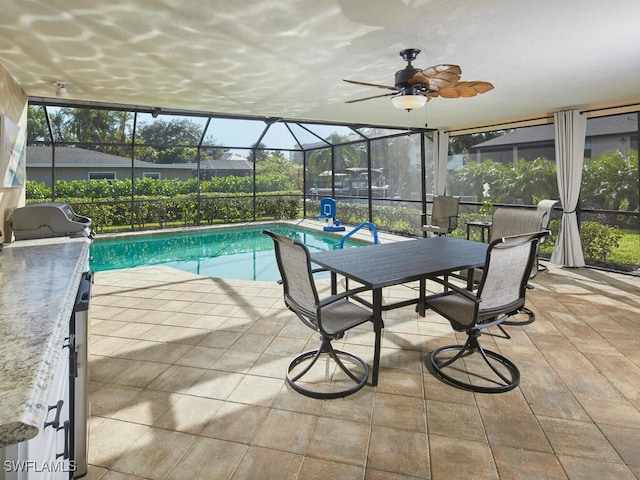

{"left": 391, "top": 94, "right": 427, "bottom": 111}
{"left": 55, "top": 82, "right": 69, "bottom": 97}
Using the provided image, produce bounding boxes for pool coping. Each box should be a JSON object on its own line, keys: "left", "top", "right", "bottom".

{"left": 92, "top": 219, "right": 414, "bottom": 245}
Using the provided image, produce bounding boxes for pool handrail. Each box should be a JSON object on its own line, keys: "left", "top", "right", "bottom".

{"left": 339, "top": 222, "right": 379, "bottom": 249}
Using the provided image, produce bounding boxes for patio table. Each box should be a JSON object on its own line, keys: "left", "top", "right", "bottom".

{"left": 311, "top": 236, "right": 488, "bottom": 386}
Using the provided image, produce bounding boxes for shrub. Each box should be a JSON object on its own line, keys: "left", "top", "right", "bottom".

{"left": 25, "top": 181, "right": 51, "bottom": 201}
{"left": 580, "top": 221, "right": 623, "bottom": 261}
{"left": 544, "top": 219, "right": 624, "bottom": 262}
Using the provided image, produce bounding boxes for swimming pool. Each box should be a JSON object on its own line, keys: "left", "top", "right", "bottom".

{"left": 89, "top": 224, "right": 366, "bottom": 281}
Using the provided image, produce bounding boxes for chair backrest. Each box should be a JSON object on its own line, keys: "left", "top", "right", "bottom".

{"left": 477, "top": 231, "right": 546, "bottom": 316}
{"left": 263, "top": 230, "right": 319, "bottom": 324}
{"left": 431, "top": 196, "right": 460, "bottom": 231}
{"left": 536, "top": 199, "right": 559, "bottom": 230}
{"left": 318, "top": 198, "right": 336, "bottom": 218}
{"left": 490, "top": 208, "right": 545, "bottom": 241}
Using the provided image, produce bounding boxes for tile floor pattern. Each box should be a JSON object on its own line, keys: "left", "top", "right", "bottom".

{"left": 85, "top": 262, "right": 640, "bottom": 480}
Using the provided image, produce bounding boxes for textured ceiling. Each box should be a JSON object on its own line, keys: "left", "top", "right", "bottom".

{"left": 1, "top": 0, "right": 640, "bottom": 131}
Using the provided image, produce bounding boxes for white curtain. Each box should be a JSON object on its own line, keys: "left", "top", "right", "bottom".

{"left": 433, "top": 130, "right": 449, "bottom": 195}
{"left": 550, "top": 110, "right": 587, "bottom": 267}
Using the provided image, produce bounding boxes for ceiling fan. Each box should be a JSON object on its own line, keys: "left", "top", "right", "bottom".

{"left": 343, "top": 48, "right": 494, "bottom": 111}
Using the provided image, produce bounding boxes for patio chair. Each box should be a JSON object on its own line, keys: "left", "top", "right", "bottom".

{"left": 264, "top": 230, "right": 372, "bottom": 398}
{"left": 492, "top": 207, "right": 549, "bottom": 280}
{"left": 468, "top": 207, "right": 549, "bottom": 327}
{"left": 537, "top": 199, "right": 559, "bottom": 230}
{"left": 426, "top": 231, "right": 547, "bottom": 393}
{"left": 536, "top": 199, "right": 559, "bottom": 272}
{"left": 422, "top": 196, "right": 460, "bottom": 237}
{"left": 490, "top": 208, "right": 546, "bottom": 243}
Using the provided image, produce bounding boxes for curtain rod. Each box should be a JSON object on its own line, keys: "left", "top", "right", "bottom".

{"left": 445, "top": 116, "right": 552, "bottom": 135}
{"left": 581, "top": 102, "right": 640, "bottom": 115}
{"left": 447, "top": 101, "right": 640, "bottom": 135}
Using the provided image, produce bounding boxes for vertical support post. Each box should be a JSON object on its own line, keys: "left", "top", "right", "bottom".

{"left": 44, "top": 106, "right": 57, "bottom": 201}
{"left": 367, "top": 138, "right": 373, "bottom": 224}
{"left": 252, "top": 148, "right": 257, "bottom": 222}
{"left": 420, "top": 131, "right": 428, "bottom": 237}
{"left": 130, "top": 113, "right": 137, "bottom": 231}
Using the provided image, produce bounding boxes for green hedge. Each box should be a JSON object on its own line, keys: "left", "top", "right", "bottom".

{"left": 26, "top": 179, "right": 637, "bottom": 270}
{"left": 38, "top": 193, "right": 301, "bottom": 232}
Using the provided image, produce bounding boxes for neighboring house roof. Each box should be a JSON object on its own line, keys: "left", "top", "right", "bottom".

{"left": 200, "top": 158, "right": 253, "bottom": 171}
{"left": 26, "top": 145, "right": 164, "bottom": 168}
{"left": 221, "top": 152, "right": 248, "bottom": 161}
{"left": 26, "top": 146, "right": 253, "bottom": 171}
{"left": 470, "top": 115, "right": 638, "bottom": 149}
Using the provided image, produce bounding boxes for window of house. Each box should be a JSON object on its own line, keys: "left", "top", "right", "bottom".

{"left": 143, "top": 172, "right": 161, "bottom": 179}
{"left": 89, "top": 172, "right": 116, "bottom": 180}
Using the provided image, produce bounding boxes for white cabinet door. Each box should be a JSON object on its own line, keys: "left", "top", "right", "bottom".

{"left": 1, "top": 342, "right": 71, "bottom": 480}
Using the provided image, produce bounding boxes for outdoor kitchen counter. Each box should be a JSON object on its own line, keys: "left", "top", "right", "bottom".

{"left": 0, "top": 237, "right": 90, "bottom": 447}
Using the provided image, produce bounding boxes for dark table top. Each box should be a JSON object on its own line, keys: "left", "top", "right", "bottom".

{"left": 310, "top": 236, "right": 488, "bottom": 289}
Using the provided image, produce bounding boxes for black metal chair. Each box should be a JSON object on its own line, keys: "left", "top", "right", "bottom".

{"left": 425, "top": 231, "right": 547, "bottom": 393}
{"left": 422, "top": 196, "right": 460, "bottom": 236}
{"left": 492, "top": 208, "right": 551, "bottom": 328}
{"left": 461, "top": 208, "right": 548, "bottom": 329}
{"left": 490, "top": 208, "right": 548, "bottom": 281}
{"left": 536, "top": 199, "right": 559, "bottom": 272}
{"left": 264, "top": 230, "right": 372, "bottom": 399}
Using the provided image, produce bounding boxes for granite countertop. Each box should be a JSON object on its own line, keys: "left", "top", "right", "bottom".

{"left": 0, "top": 237, "right": 90, "bottom": 448}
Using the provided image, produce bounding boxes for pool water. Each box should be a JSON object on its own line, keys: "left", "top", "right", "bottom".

{"left": 89, "top": 224, "right": 365, "bottom": 281}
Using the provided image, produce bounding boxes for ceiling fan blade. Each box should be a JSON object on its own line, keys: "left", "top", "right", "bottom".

{"left": 421, "top": 64, "right": 462, "bottom": 89}
{"left": 467, "top": 81, "right": 494, "bottom": 94}
{"left": 343, "top": 79, "right": 398, "bottom": 91}
{"left": 408, "top": 72, "right": 430, "bottom": 86}
{"left": 345, "top": 92, "right": 398, "bottom": 104}
{"left": 438, "top": 81, "right": 495, "bottom": 98}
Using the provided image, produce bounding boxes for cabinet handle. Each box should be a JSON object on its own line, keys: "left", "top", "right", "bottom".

{"left": 44, "top": 399, "right": 64, "bottom": 430}
{"left": 56, "top": 420, "right": 70, "bottom": 460}
{"left": 69, "top": 347, "right": 78, "bottom": 378}
{"left": 64, "top": 334, "right": 75, "bottom": 349}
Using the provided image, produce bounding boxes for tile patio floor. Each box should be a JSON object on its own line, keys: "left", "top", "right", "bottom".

{"left": 85, "top": 257, "right": 640, "bottom": 479}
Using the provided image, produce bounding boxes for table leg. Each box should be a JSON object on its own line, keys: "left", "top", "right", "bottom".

{"left": 416, "top": 278, "right": 426, "bottom": 317}
{"left": 467, "top": 268, "right": 475, "bottom": 290}
{"left": 372, "top": 288, "right": 382, "bottom": 386}
{"left": 330, "top": 271, "right": 337, "bottom": 295}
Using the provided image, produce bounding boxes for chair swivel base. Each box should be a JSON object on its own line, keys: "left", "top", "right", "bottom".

{"left": 502, "top": 306, "right": 535, "bottom": 326}
{"left": 286, "top": 346, "right": 369, "bottom": 399}
{"left": 429, "top": 342, "right": 520, "bottom": 393}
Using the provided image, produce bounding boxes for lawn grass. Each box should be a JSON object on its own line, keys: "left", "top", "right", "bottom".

{"left": 540, "top": 228, "right": 639, "bottom": 269}
{"left": 609, "top": 229, "right": 640, "bottom": 265}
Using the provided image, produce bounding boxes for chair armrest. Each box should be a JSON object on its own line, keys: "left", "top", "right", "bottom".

{"left": 278, "top": 267, "right": 328, "bottom": 284}
{"left": 317, "top": 284, "right": 372, "bottom": 308}
{"left": 428, "top": 275, "right": 479, "bottom": 302}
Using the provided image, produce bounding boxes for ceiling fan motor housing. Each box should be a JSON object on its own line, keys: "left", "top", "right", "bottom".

{"left": 395, "top": 67, "right": 423, "bottom": 91}
{"left": 396, "top": 48, "right": 424, "bottom": 94}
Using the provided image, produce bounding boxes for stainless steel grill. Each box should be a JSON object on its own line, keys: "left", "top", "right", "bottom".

{"left": 12, "top": 202, "right": 93, "bottom": 240}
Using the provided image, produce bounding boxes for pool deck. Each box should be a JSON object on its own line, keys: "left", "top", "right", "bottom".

{"left": 86, "top": 226, "right": 640, "bottom": 479}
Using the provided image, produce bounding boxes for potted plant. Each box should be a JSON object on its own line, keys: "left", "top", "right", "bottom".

{"left": 478, "top": 183, "right": 493, "bottom": 222}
